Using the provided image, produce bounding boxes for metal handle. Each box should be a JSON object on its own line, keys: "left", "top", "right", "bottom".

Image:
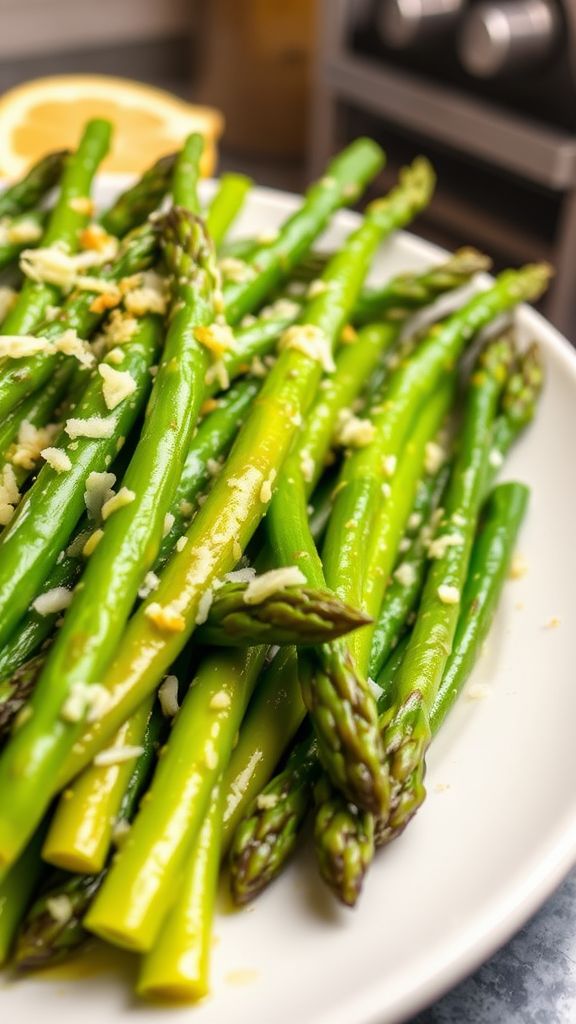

{"left": 376, "top": 0, "right": 466, "bottom": 48}
{"left": 458, "top": 0, "right": 561, "bottom": 77}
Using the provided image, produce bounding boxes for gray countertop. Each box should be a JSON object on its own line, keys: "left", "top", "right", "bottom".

{"left": 409, "top": 867, "right": 576, "bottom": 1023}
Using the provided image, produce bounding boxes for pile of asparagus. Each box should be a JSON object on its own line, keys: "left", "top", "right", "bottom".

{"left": 0, "top": 119, "right": 548, "bottom": 999}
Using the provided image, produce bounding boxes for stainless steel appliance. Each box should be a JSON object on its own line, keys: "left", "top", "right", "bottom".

{"left": 311, "top": 0, "right": 576, "bottom": 334}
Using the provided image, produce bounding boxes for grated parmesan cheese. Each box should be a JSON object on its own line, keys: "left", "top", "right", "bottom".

{"left": 163, "top": 512, "right": 175, "bottom": 537}
{"left": 428, "top": 533, "right": 464, "bottom": 560}
{"left": 10, "top": 421, "right": 59, "bottom": 470}
{"left": 20, "top": 242, "right": 115, "bottom": 291}
{"left": 205, "top": 358, "right": 230, "bottom": 391}
{"left": 394, "top": 562, "right": 417, "bottom": 587}
{"left": 32, "top": 587, "right": 73, "bottom": 616}
{"left": 158, "top": 675, "right": 180, "bottom": 717}
{"left": 219, "top": 257, "right": 255, "bottom": 284}
{"left": 243, "top": 566, "right": 306, "bottom": 605}
{"left": 0, "top": 466, "right": 19, "bottom": 524}
{"left": 334, "top": 409, "right": 376, "bottom": 449}
{"left": 195, "top": 587, "right": 215, "bottom": 625}
{"left": 41, "top": 446, "right": 72, "bottom": 473}
{"left": 101, "top": 487, "right": 136, "bottom": 520}
{"left": 210, "top": 690, "right": 231, "bottom": 710}
{"left": 509, "top": 553, "right": 528, "bottom": 580}
{"left": 279, "top": 324, "right": 335, "bottom": 373}
{"left": 0, "top": 216, "right": 43, "bottom": 245}
{"left": 65, "top": 416, "right": 114, "bottom": 440}
{"left": 176, "top": 535, "right": 188, "bottom": 552}
{"left": 424, "top": 441, "right": 446, "bottom": 475}
{"left": 84, "top": 471, "right": 116, "bottom": 519}
{"left": 101, "top": 309, "right": 139, "bottom": 346}
{"left": 195, "top": 322, "right": 236, "bottom": 358}
{"left": 94, "top": 745, "right": 145, "bottom": 768}
{"left": 60, "top": 681, "right": 110, "bottom": 724}
{"left": 123, "top": 270, "right": 168, "bottom": 316}
{"left": 299, "top": 450, "right": 315, "bottom": 483}
{"left": 138, "top": 571, "right": 160, "bottom": 599}
{"left": 260, "top": 469, "right": 277, "bottom": 504}
{"left": 225, "top": 568, "right": 256, "bottom": 584}
{"left": 98, "top": 363, "right": 136, "bottom": 410}
{"left": 82, "top": 529, "right": 104, "bottom": 556}
{"left": 46, "top": 895, "right": 74, "bottom": 925}
{"left": 107, "top": 346, "right": 125, "bottom": 365}
{"left": 437, "top": 584, "right": 461, "bottom": 605}
{"left": 256, "top": 792, "right": 280, "bottom": 810}
{"left": 145, "top": 602, "right": 186, "bottom": 632}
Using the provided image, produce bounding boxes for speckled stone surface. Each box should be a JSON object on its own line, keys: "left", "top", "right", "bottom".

{"left": 409, "top": 867, "right": 576, "bottom": 1023}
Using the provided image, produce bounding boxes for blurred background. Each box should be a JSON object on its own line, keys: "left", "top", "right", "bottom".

{"left": 0, "top": 0, "right": 574, "bottom": 329}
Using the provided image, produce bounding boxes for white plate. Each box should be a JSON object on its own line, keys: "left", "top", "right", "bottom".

{"left": 2, "top": 179, "right": 576, "bottom": 1024}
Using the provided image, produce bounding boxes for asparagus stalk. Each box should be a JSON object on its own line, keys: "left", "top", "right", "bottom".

{"left": 137, "top": 783, "right": 224, "bottom": 1000}
{"left": 15, "top": 706, "right": 163, "bottom": 969}
{"left": 428, "top": 481, "right": 530, "bottom": 733}
{"left": 368, "top": 341, "right": 543, "bottom": 681}
{"left": 222, "top": 137, "right": 385, "bottom": 324}
{"left": 0, "top": 826, "right": 46, "bottom": 966}
{"left": 205, "top": 173, "right": 252, "bottom": 247}
{"left": 54, "top": 158, "right": 415, "bottom": 790}
{"left": 0, "top": 379, "right": 258, "bottom": 696}
{"left": 80, "top": 164, "right": 409, "bottom": 950}
{"left": 352, "top": 247, "right": 490, "bottom": 325}
{"left": 41, "top": 697, "right": 157, "bottom": 873}
{"left": 229, "top": 730, "right": 320, "bottom": 904}
{"left": 15, "top": 871, "right": 105, "bottom": 971}
{"left": 196, "top": 580, "right": 371, "bottom": 646}
{"left": 0, "top": 654, "right": 44, "bottom": 741}
{"left": 0, "top": 308, "right": 162, "bottom": 651}
{"left": 376, "top": 336, "right": 515, "bottom": 847}
{"left": 171, "top": 133, "right": 203, "bottom": 212}
{"left": 265, "top": 160, "right": 436, "bottom": 815}
{"left": 0, "top": 202, "right": 221, "bottom": 866}
{"left": 0, "top": 150, "right": 67, "bottom": 219}
{"left": 235, "top": 386, "right": 453, "bottom": 903}
{"left": 0, "top": 217, "right": 159, "bottom": 420}
{"left": 99, "top": 152, "right": 177, "bottom": 238}
{"left": 1, "top": 121, "right": 112, "bottom": 337}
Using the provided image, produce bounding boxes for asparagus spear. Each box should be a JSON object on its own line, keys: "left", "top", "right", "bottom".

{"left": 0, "top": 654, "right": 44, "bottom": 741}
{"left": 0, "top": 150, "right": 67, "bottom": 219}
{"left": 99, "top": 153, "right": 177, "bottom": 238}
{"left": 0, "top": 826, "right": 46, "bottom": 966}
{"left": 229, "top": 729, "right": 320, "bottom": 904}
{"left": 196, "top": 580, "right": 371, "bottom": 646}
{"left": 80, "top": 165, "right": 414, "bottom": 950}
{"left": 0, "top": 217, "right": 159, "bottom": 420}
{"left": 41, "top": 697, "right": 157, "bottom": 873}
{"left": 376, "top": 336, "right": 515, "bottom": 848}
{"left": 232, "top": 386, "right": 453, "bottom": 903}
{"left": 369, "top": 340, "right": 543, "bottom": 681}
{"left": 172, "top": 133, "right": 203, "bottom": 211}
{"left": 352, "top": 248, "right": 490, "bottom": 326}
{"left": 221, "top": 137, "right": 385, "bottom": 324}
{"left": 15, "top": 705, "right": 164, "bottom": 969}
{"left": 0, "top": 360, "right": 73, "bottom": 465}
{"left": 429, "top": 481, "right": 530, "bottom": 731}
{"left": 205, "top": 173, "right": 252, "bottom": 247}
{"left": 265, "top": 160, "right": 436, "bottom": 815}
{"left": 0, "top": 310, "right": 162, "bottom": 651}
{"left": 1, "top": 120, "right": 112, "bottom": 337}
{"left": 0, "top": 201, "right": 222, "bottom": 865}
{"left": 137, "top": 783, "right": 224, "bottom": 1000}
